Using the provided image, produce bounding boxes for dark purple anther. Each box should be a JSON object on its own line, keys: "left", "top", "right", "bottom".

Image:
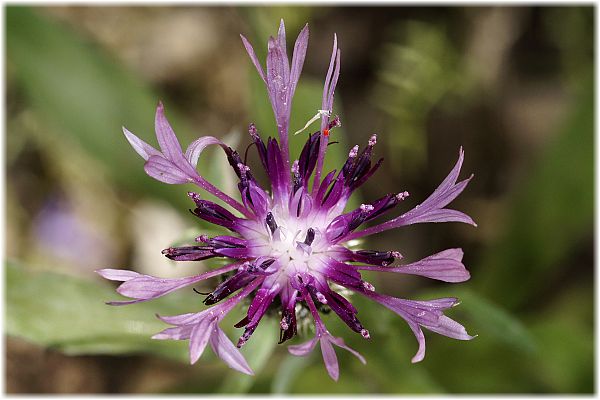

{"left": 304, "top": 228, "right": 316, "bottom": 245}
{"left": 161, "top": 246, "right": 216, "bottom": 261}
{"left": 266, "top": 212, "right": 277, "bottom": 234}
{"left": 204, "top": 271, "right": 256, "bottom": 305}
{"left": 353, "top": 250, "right": 399, "bottom": 266}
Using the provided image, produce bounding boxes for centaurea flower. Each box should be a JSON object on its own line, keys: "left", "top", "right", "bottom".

{"left": 98, "top": 20, "right": 476, "bottom": 380}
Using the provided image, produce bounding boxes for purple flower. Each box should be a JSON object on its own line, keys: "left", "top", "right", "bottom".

{"left": 98, "top": 20, "right": 476, "bottom": 380}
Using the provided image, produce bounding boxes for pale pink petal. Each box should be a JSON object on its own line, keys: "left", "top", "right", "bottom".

{"left": 320, "top": 338, "right": 339, "bottom": 381}
{"left": 144, "top": 155, "right": 191, "bottom": 184}
{"left": 287, "top": 336, "right": 319, "bottom": 356}
{"left": 189, "top": 317, "right": 217, "bottom": 364}
{"left": 209, "top": 326, "right": 254, "bottom": 375}
{"left": 240, "top": 34, "right": 266, "bottom": 83}
{"left": 184, "top": 136, "right": 226, "bottom": 168}
{"left": 122, "top": 127, "right": 161, "bottom": 161}
{"left": 96, "top": 269, "right": 140, "bottom": 282}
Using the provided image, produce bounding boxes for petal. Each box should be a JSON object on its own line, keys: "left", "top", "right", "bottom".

{"left": 115, "top": 262, "right": 239, "bottom": 301}
{"left": 403, "top": 208, "right": 477, "bottom": 226}
{"left": 189, "top": 317, "right": 217, "bottom": 364}
{"left": 184, "top": 136, "right": 227, "bottom": 168}
{"left": 329, "top": 335, "right": 367, "bottom": 364}
{"left": 405, "top": 318, "right": 427, "bottom": 363}
{"left": 320, "top": 337, "right": 339, "bottom": 381}
{"left": 359, "top": 248, "right": 470, "bottom": 283}
{"left": 209, "top": 326, "right": 254, "bottom": 375}
{"left": 152, "top": 324, "right": 194, "bottom": 340}
{"left": 240, "top": 34, "right": 266, "bottom": 83}
{"left": 122, "top": 127, "right": 161, "bottom": 161}
{"left": 288, "top": 23, "right": 309, "bottom": 101}
{"left": 154, "top": 102, "right": 184, "bottom": 162}
{"left": 157, "top": 312, "right": 204, "bottom": 326}
{"left": 96, "top": 269, "right": 140, "bottom": 282}
{"left": 144, "top": 155, "right": 191, "bottom": 184}
{"left": 287, "top": 336, "right": 319, "bottom": 356}
{"left": 422, "top": 315, "right": 476, "bottom": 341}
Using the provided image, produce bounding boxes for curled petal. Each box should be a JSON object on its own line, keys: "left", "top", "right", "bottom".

{"left": 184, "top": 136, "right": 227, "bottom": 168}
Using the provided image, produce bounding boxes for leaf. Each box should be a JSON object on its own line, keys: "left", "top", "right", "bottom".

{"left": 6, "top": 259, "right": 191, "bottom": 362}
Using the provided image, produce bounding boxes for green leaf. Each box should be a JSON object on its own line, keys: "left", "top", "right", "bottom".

{"left": 6, "top": 259, "right": 190, "bottom": 362}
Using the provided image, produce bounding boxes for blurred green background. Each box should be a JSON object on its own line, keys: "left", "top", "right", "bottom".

{"left": 5, "top": 5, "right": 594, "bottom": 394}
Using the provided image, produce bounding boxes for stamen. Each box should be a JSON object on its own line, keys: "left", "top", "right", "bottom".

{"left": 360, "top": 329, "right": 371, "bottom": 339}
{"left": 291, "top": 160, "right": 300, "bottom": 175}
{"left": 360, "top": 204, "right": 374, "bottom": 213}
{"left": 195, "top": 234, "right": 209, "bottom": 243}
{"left": 280, "top": 319, "right": 289, "bottom": 330}
{"left": 315, "top": 292, "right": 328, "bottom": 304}
{"left": 248, "top": 123, "right": 259, "bottom": 140}
{"left": 368, "top": 134, "right": 377, "bottom": 147}
{"left": 362, "top": 281, "right": 375, "bottom": 291}
{"left": 303, "top": 228, "right": 315, "bottom": 245}
{"left": 391, "top": 251, "right": 402, "bottom": 258}
{"left": 396, "top": 191, "right": 410, "bottom": 201}
{"left": 266, "top": 212, "right": 277, "bottom": 234}
{"left": 349, "top": 145, "right": 359, "bottom": 158}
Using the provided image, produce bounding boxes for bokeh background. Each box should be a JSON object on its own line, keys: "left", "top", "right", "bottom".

{"left": 5, "top": 5, "right": 594, "bottom": 394}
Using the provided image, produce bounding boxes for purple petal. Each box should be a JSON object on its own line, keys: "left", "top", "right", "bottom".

{"left": 122, "top": 127, "right": 161, "bottom": 161}
{"left": 113, "top": 262, "right": 239, "bottom": 301}
{"left": 288, "top": 23, "right": 309, "bottom": 102}
{"left": 209, "top": 326, "right": 254, "bottom": 375}
{"left": 422, "top": 315, "right": 475, "bottom": 341}
{"left": 320, "top": 337, "right": 339, "bottom": 381}
{"left": 329, "top": 335, "right": 367, "bottom": 365}
{"left": 116, "top": 274, "right": 205, "bottom": 300}
{"left": 185, "top": 136, "right": 227, "bottom": 168}
{"left": 240, "top": 34, "right": 266, "bottom": 83}
{"left": 154, "top": 102, "right": 184, "bottom": 162}
{"left": 288, "top": 336, "right": 319, "bottom": 356}
{"left": 157, "top": 312, "right": 204, "bottom": 326}
{"left": 403, "top": 208, "right": 477, "bottom": 226}
{"left": 358, "top": 248, "right": 470, "bottom": 283}
{"left": 189, "top": 317, "right": 217, "bottom": 364}
{"left": 343, "top": 149, "right": 475, "bottom": 241}
{"left": 144, "top": 155, "right": 191, "bottom": 184}
{"left": 96, "top": 269, "right": 140, "bottom": 282}
{"left": 404, "top": 318, "right": 427, "bottom": 363}
{"left": 152, "top": 324, "right": 194, "bottom": 340}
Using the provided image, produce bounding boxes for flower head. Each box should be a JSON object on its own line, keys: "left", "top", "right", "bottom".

{"left": 98, "top": 20, "right": 475, "bottom": 380}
